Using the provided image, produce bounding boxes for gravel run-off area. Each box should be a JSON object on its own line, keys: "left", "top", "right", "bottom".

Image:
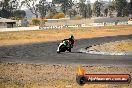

{"left": 0, "top": 63, "right": 132, "bottom": 88}
{"left": 87, "top": 40, "right": 132, "bottom": 55}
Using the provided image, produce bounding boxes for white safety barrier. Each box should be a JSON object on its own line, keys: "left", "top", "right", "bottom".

{"left": 39, "top": 21, "right": 132, "bottom": 29}
{"left": 1, "top": 21, "right": 132, "bottom": 31}
{"left": 128, "top": 21, "right": 132, "bottom": 25}
{"left": 91, "top": 23, "right": 105, "bottom": 27}
{"left": 39, "top": 24, "right": 82, "bottom": 29}
{"left": 0, "top": 26, "right": 39, "bottom": 32}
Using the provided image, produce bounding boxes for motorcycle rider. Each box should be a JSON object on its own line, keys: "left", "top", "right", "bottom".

{"left": 69, "top": 35, "right": 75, "bottom": 48}
{"left": 63, "top": 35, "right": 75, "bottom": 48}
{"left": 57, "top": 35, "right": 75, "bottom": 53}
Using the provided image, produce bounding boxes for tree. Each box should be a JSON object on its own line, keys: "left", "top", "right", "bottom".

{"left": 0, "top": 0, "right": 24, "bottom": 18}
{"left": 122, "top": 6, "right": 129, "bottom": 17}
{"left": 52, "top": 0, "right": 64, "bottom": 3}
{"left": 108, "top": 5, "right": 115, "bottom": 17}
{"left": 86, "top": 3, "right": 92, "bottom": 18}
{"left": 131, "top": 0, "right": 132, "bottom": 10}
{"left": 13, "top": 10, "right": 26, "bottom": 18}
{"left": 127, "top": 0, "right": 132, "bottom": 15}
{"left": 0, "top": 9, "right": 11, "bottom": 18}
{"left": 79, "top": 0, "right": 87, "bottom": 18}
{"left": 113, "top": 0, "right": 128, "bottom": 17}
{"left": 93, "top": 0, "right": 103, "bottom": 17}
{"left": 0, "top": 0, "right": 11, "bottom": 18}
{"left": 52, "top": 0, "right": 73, "bottom": 14}
{"left": 78, "top": 0, "right": 92, "bottom": 18}
{"left": 37, "top": 0, "right": 50, "bottom": 18}
{"left": 1, "top": 0, "right": 21, "bottom": 12}
{"left": 0, "top": 0, "right": 10, "bottom": 10}
{"left": 104, "top": 8, "right": 108, "bottom": 17}
{"left": 9, "top": 0, "right": 24, "bottom": 18}
{"left": 9, "top": 0, "right": 21, "bottom": 11}
{"left": 22, "top": 0, "right": 39, "bottom": 18}
{"left": 46, "top": 7, "right": 58, "bottom": 19}
{"left": 68, "top": 9, "right": 77, "bottom": 19}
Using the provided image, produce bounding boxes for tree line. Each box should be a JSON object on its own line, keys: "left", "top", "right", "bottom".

{"left": 0, "top": 0, "right": 26, "bottom": 19}
{"left": 0, "top": 0, "right": 132, "bottom": 19}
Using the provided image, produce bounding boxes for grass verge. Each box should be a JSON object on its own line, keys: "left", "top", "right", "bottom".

{"left": 0, "top": 25, "right": 132, "bottom": 46}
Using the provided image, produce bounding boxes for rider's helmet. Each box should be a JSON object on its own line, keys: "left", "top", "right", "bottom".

{"left": 70, "top": 35, "right": 74, "bottom": 40}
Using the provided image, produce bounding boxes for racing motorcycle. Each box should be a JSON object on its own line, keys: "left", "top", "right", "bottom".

{"left": 57, "top": 40, "right": 72, "bottom": 53}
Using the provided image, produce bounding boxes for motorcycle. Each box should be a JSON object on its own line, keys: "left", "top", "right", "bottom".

{"left": 57, "top": 40, "right": 72, "bottom": 53}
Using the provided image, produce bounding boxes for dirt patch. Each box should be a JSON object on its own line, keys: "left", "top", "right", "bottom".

{"left": 0, "top": 25, "right": 132, "bottom": 46}
{"left": 87, "top": 40, "right": 132, "bottom": 53}
{"left": 0, "top": 63, "right": 131, "bottom": 88}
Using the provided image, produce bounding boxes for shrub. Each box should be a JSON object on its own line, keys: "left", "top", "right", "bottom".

{"left": 52, "top": 12, "right": 65, "bottom": 19}
{"left": 10, "top": 17, "right": 21, "bottom": 20}
{"left": 40, "top": 18, "right": 47, "bottom": 22}
{"left": 52, "top": 14, "right": 59, "bottom": 19}
{"left": 32, "top": 18, "right": 40, "bottom": 26}
{"left": 58, "top": 12, "right": 65, "bottom": 18}
{"left": 75, "top": 15, "right": 82, "bottom": 20}
{"left": 45, "top": 16, "right": 52, "bottom": 19}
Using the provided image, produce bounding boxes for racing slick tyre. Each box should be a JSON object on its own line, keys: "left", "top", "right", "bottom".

{"left": 57, "top": 51, "right": 60, "bottom": 53}
{"left": 57, "top": 44, "right": 66, "bottom": 53}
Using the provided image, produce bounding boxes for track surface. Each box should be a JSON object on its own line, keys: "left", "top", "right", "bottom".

{"left": 0, "top": 35, "right": 132, "bottom": 65}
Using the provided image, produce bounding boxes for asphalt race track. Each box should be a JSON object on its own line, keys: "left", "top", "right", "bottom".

{"left": 0, "top": 35, "right": 132, "bottom": 65}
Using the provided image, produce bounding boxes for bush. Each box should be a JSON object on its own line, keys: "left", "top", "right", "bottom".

{"left": 74, "top": 15, "right": 82, "bottom": 20}
{"left": 32, "top": 18, "right": 40, "bottom": 26}
{"left": 45, "top": 16, "right": 52, "bottom": 19}
{"left": 52, "top": 12, "right": 65, "bottom": 19}
{"left": 58, "top": 12, "right": 65, "bottom": 18}
{"left": 10, "top": 17, "right": 21, "bottom": 20}
{"left": 52, "top": 14, "right": 59, "bottom": 19}
{"left": 40, "top": 18, "right": 47, "bottom": 22}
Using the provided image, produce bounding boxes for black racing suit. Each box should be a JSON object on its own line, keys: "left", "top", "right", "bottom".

{"left": 64, "top": 38, "right": 75, "bottom": 48}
